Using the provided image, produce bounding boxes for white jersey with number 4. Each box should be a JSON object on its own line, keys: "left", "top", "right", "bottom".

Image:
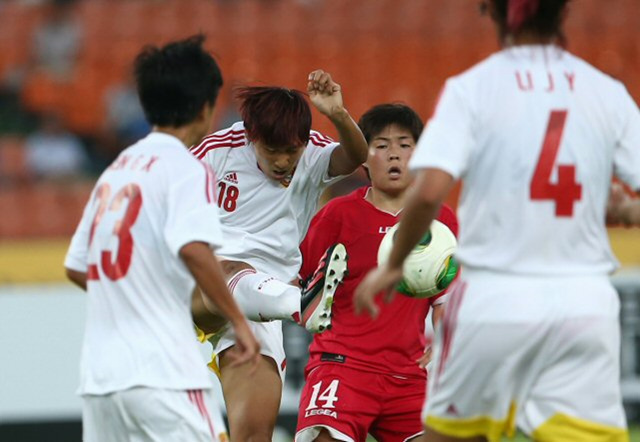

{"left": 190, "top": 121, "right": 341, "bottom": 282}
{"left": 65, "top": 132, "right": 224, "bottom": 395}
{"left": 411, "top": 45, "right": 640, "bottom": 276}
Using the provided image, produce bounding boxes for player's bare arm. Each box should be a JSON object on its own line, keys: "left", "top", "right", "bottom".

{"left": 307, "top": 70, "right": 367, "bottom": 177}
{"left": 191, "top": 259, "right": 255, "bottom": 334}
{"left": 354, "top": 168, "right": 455, "bottom": 317}
{"left": 65, "top": 268, "right": 87, "bottom": 291}
{"left": 607, "top": 182, "right": 640, "bottom": 227}
{"left": 180, "top": 242, "right": 261, "bottom": 368}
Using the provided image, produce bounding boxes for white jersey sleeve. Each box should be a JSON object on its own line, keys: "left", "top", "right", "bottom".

{"left": 305, "top": 130, "right": 341, "bottom": 186}
{"left": 164, "top": 162, "right": 224, "bottom": 256}
{"left": 410, "top": 79, "right": 475, "bottom": 179}
{"left": 64, "top": 189, "right": 97, "bottom": 272}
{"left": 613, "top": 85, "right": 640, "bottom": 191}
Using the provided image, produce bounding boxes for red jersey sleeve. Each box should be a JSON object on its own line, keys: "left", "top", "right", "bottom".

{"left": 299, "top": 205, "right": 342, "bottom": 280}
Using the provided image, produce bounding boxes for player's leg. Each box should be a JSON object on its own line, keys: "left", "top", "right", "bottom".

{"left": 369, "top": 374, "right": 426, "bottom": 442}
{"left": 106, "top": 387, "right": 222, "bottom": 442}
{"left": 219, "top": 352, "right": 282, "bottom": 442}
{"left": 422, "top": 279, "right": 533, "bottom": 442}
{"left": 194, "top": 243, "right": 348, "bottom": 333}
{"left": 82, "top": 394, "right": 124, "bottom": 442}
{"left": 295, "top": 364, "right": 379, "bottom": 442}
{"left": 517, "top": 278, "right": 629, "bottom": 442}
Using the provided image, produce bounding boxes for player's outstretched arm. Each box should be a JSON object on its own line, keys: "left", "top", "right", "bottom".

{"left": 65, "top": 268, "right": 87, "bottom": 291}
{"left": 180, "top": 242, "right": 261, "bottom": 368}
{"left": 307, "top": 70, "right": 367, "bottom": 177}
{"left": 354, "top": 168, "right": 455, "bottom": 317}
{"left": 607, "top": 182, "right": 640, "bottom": 227}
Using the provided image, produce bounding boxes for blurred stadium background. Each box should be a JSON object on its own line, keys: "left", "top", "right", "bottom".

{"left": 0, "top": 0, "right": 638, "bottom": 440}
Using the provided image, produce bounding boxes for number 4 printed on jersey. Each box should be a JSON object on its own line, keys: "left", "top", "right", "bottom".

{"left": 530, "top": 110, "right": 582, "bottom": 217}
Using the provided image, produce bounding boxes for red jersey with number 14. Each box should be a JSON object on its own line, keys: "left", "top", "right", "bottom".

{"left": 300, "top": 187, "right": 458, "bottom": 379}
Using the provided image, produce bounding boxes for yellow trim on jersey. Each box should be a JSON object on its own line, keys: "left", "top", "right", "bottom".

{"left": 195, "top": 325, "right": 214, "bottom": 343}
{"left": 207, "top": 354, "right": 222, "bottom": 378}
{"left": 194, "top": 325, "right": 221, "bottom": 377}
{"left": 532, "top": 413, "right": 629, "bottom": 442}
{"left": 425, "top": 402, "right": 517, "bottom": 442}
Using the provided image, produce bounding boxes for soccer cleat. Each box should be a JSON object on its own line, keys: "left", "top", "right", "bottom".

{"left": 300, "top": 243, "right": 348, "bottom": 333}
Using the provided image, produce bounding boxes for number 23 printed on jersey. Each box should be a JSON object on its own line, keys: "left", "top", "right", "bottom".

{"left": 87, "top": 183, "right": 143, "bottom": 281}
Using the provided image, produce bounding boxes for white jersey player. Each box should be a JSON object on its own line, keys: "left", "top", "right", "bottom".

{"left": 356, "top": 1, "right": 639, "bottom": 441}
{"left": 191, "top": 72, "right": 368, "bottom": 441}
{"left": 64, "top": 36, "right": 259, "bottom": 442}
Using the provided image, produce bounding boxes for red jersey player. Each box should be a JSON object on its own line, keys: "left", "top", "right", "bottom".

{"left": 295, "top": 104, "right": 458, "bottom": 442}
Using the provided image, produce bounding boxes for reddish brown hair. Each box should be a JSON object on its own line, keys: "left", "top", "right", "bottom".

{"left": 235, "top": 86, "right": 312, "bottom": 147}
{"left": 489, "top": 0, "right": 569, "bottom": 42}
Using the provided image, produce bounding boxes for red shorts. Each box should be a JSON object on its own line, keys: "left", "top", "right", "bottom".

{"left": 295, "top": 363, "right": 426, "bottom": 442}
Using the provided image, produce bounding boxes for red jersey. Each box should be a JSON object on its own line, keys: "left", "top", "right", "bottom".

{"left": 300, "top": 186, "right": 458, "bottom": 379}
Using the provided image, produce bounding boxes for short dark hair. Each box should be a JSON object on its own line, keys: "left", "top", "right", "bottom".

{"left": 489, "top": 0, "right": 570, "bottom": 42}
{"left": 358, "top": 103, "right": 423, "bottom": 144}
{"left": 134, "top": 34, "right": 223, "bottom": 127}
{"left": 236, "top": 86, "right": 312, "bottom": 147}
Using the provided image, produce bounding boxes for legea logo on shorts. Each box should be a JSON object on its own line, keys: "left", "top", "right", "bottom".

{"left": 304, "top": 380, "right": 340, "bottom": 419}
{"left": 305, "top": 408, "right": 338, "bottom": 419}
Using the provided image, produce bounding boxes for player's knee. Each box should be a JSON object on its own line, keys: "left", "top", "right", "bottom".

{"left": 220, "top": 259, "right": 255, "bottom": 280}
{"left": 313, "top": 427, "right": 340, "bottom": 442}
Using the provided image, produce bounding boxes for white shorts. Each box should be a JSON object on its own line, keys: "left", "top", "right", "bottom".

{"left": 210, "top": 320, "right": 287, "bottom": 383}
{"left": 83, "top": 387, "right": 228, "bottom": 442}
{"left": 424, "top": 271, "right": 629, "bottom": 442}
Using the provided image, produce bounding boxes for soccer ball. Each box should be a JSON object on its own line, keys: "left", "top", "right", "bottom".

{"left": 377, "top": 220, "right": 459, "bottom": 299}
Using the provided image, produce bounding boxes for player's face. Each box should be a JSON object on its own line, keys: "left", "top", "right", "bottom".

{"left": 365, "top": 124, "right": 416, "bottom": 195}
{"left": 253, "top": 141, "right": 306, "bottom": 181}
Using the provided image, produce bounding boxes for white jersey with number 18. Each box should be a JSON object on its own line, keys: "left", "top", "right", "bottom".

{"left": 190, "top": 121, "right": 342, "bottom": 282}
{"left": 411, "top": 45, "right": 640, "bottom": 276}
{"left": 65, "top": 132, "right": 223, "bottom": 395}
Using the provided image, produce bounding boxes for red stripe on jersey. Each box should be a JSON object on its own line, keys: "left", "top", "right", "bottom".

{"left": 311, "top": 131, "right": 334, "bottom": 144}
{"left": 195, "top": 390, "right": 216, "bottom": 440}
{"left": 190, "top": 130, "right": 243, "bottom": 155}
{"left": 200, "top": 163, "right": 216, "bottom": 204}
{"left": 194, "top": 140, "right": 245, "bottom": 160}
{"left": 201, "top": 129, "right": 243, "bottom": 143}
{"left": 191, "top": 134, "right": 244, "bottom": 157}
{"left": 309, "top": 134, "right": 330, "bottom": 148}
{"left": 228, "top": 269, "right": 257, "bottom": 294}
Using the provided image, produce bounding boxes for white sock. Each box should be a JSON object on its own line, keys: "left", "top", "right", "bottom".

{"left": 228, "top": 270, "right": 301, "bottom": 322}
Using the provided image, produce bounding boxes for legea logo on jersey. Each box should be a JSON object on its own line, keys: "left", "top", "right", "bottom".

{"left": 223, "top": 172, "right": 238, "bottom": 184}
{"left": 304, "top": 380, "right": 339, "bottom": 419}
{"left": 379, "top": 226, "right": 392, "bottom": 234}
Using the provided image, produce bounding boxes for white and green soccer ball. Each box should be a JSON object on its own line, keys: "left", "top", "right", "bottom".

{"left": 377, "top": 220, "right": 459, "bottom": 299}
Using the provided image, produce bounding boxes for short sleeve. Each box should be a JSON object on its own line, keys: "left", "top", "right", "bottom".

{"left": 305, "top": 131, "right": 342, "bottom": 186}
{"left": 164, "top": 162, "right": 224, "bottom": 257}
{"left": 614, "top": 86, "right": 640, "bottom": 192}
{"left": 64, "top": 190, "right": 98, "bottom": 272}
{"left": 410, "top": 79, "right": 475, "bottom": 180}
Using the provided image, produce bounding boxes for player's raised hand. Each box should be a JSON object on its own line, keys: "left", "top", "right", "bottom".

{"left": 354, "top": 264, "right": 403, "bottom": 318}
{"left": 307, "top": 70, "right": 344, "bottom": 118}
{"left": 226, "top": 319, "right": 261, "bottom": 371}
